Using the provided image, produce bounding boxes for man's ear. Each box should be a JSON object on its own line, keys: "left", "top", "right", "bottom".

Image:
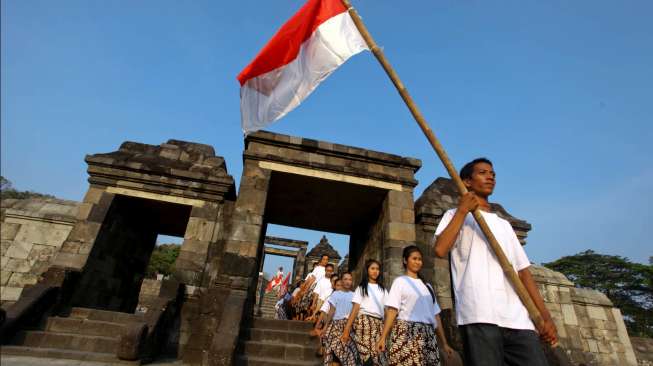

{"left": 462, "top": 178, "right": 470, "bottom": 189}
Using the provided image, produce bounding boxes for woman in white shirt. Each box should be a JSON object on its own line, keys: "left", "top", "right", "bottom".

{"left": 377, "top": 246, "right": 453, "bottom": 366}
{"left": 341, "top": 259, "right": 388, "bottom": 365}
{"left": 320, "top": 272, "right": 360, "bottom": 366}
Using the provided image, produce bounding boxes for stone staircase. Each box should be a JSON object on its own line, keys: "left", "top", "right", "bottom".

{"left": 1, "top": 307, "right": 145, "bottom": 364}
{"left": 234, "top": 318, "right": 321, "bottom": 365}
{"left": 257, "top": 292, "right": 279, "bottom": 319}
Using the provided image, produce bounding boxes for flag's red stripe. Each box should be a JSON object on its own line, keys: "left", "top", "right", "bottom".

{"left": 237, "top": 0, "right": 347, "bottom": 86}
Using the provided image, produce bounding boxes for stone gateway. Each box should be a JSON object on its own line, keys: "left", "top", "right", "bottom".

{"left": 0, "top": 131, "right": 640, "bottom": 365}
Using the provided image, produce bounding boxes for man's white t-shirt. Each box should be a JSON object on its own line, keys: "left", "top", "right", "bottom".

{"left": 352, "top": 284, "right": 387, "bottom": 318}
{"left": 313, "top": 277, "right": 333, "bottom": 301}
{"left": 435, "top": 208, "right": 534, "bottom": 330}
{"left": 328, "top": 290, "right": 354, "bottom": 320}
{"left": 385, "top": 276, "right": 441, "bottom": 325}
{"left": 306, "top": 265, "right": 326, "bottom": 283}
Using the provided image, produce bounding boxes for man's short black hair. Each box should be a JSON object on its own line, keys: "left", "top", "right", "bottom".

{"left": 325, "top": 263, "right": 335, "bottom": 270}
{"left": 321, "top": 254, "right": 329, "bottom": 259}
{"left": 460, "top": 158, "right": 493, "bottom": 180}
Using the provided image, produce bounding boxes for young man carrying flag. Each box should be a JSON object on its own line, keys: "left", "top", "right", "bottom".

{"left": 434, "top": 158, "right": 557, "bottom": 365}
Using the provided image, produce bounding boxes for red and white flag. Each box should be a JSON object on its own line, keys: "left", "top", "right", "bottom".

{"left": 237, "top": 0, "right": 368, "bottom": 134}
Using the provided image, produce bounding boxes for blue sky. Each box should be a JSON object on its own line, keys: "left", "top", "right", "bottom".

{"left": 3, "top": 1, "right": 651, "bottom": 276}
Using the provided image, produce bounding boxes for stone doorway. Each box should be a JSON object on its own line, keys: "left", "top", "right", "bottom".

{"left": 69, "top": 194, "right": 191, "bottom": 313}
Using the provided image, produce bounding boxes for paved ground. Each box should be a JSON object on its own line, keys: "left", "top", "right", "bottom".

{"left": 0, "top": 356, "right": 183, "bottom": 366}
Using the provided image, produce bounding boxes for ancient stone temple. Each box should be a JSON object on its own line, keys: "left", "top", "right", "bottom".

{"left": 0, "top": 131, "right": 642, "bottom": 365}
{"left": 303, "top": 235, "right": 341, "bottom": 275}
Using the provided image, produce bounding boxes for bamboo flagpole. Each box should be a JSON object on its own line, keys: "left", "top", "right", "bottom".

{"left": 340, "top": 0, "right": 552, "bottom": 342}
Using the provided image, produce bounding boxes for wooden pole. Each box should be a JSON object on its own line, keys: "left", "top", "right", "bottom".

{"left": 340, "top": 0, "right": 548, "bottom": 335}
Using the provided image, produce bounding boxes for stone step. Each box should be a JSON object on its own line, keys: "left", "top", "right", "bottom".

{"left": 46, "top": 316, "right": 126, "bottom": 338}
{"left": 251, "top": 318, "right": 314, "bottom": 332}
{"left": 69, "top": 307, "right": 145, "bottom": 324}
{"left": 238, "top": 340, "right": 318, "bottom": 362}
{"left": 234, "top": 355, "right": 321, "bottom": 366}
{"left": 0, "top": 345, "right": 138, "bottom": 364}
{"left": 241, "top": 328, "right": 316, "bottom": 346}
{"left": 13, "top": 330, "right": 119, "bottom": 354}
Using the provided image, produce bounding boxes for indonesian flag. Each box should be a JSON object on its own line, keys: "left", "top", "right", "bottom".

{"left": 237, "top": 0, "right": 368, "bottom": 134}
{"left": 278, "top": 273, "right": 291, "bottom": 297}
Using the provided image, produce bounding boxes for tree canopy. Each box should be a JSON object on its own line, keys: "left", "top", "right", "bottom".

{"left": 1, "top": 176, "right": 55, "bottom": 200}
{"left": 544, "top": 250, "right": 652, "bottom": 337}
{"left": 146, "top": 243, "right": 181, "bottom": 278}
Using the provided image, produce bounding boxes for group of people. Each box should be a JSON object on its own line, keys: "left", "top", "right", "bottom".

{"left": 273, "top": 158, "right": 558, "bottom": 366}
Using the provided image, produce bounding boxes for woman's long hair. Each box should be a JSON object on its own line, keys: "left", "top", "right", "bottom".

{"left": 358, "top": 259, "right": 386, "bottom": 297}
{"left": 402, "top": 245, "right": 435, "bottom": 303}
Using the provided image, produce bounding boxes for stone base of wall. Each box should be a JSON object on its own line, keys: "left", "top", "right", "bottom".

{"left": 631, "top": 337, "right": 653, "bottom": 366}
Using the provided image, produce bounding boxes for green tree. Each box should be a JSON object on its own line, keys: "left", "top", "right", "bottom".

{"left": 0, "top": 176, "right": 55, "bottom": 200}
{"left": 146, "top": 244, "right": 181, "bottom": 278}
{"left": 544, "top": 250, "right": 653, "bottom": 337}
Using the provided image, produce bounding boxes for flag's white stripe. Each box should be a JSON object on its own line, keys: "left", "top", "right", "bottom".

{"left": 240, "top": 12, "right": 367, "bottom": 134}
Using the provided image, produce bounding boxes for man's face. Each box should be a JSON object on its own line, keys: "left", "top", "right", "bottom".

{"left": 320, "top": 255, "right": 329, "bottom": 266}
{"left": 342, "top": 274, "right": 353, "bottom": 291}
{"left": 464, "top": 162, "right": 496, "bottom": 197}
{"left": 325, "top": 265, "right": 334, "bottom": 278}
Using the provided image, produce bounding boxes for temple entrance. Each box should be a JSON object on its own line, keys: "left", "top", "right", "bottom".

{"left": 70, "top": 194, "right": 191, "bottom": 312}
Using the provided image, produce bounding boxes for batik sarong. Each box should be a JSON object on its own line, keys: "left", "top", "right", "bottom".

{"left": 388, "top": 320, "right": 440, "bottom": 366}
{"left": 296, "top": 282, "right": 317, "bottom": 315}
{"left": 323, "top": 319, "right": 360, "bottom": 366}
{"left": 353, "top": 314, "right": 387, "bottom": 365}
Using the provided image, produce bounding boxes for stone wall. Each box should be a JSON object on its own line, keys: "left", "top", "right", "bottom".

{"left": 531, "top": 265, "right": 638, "bottom": 365}
{"left": 630, "top": 337, "right": 653, "bottom": 366}
{"left": 1, "top": 198, "right": 79, "bottom": 307}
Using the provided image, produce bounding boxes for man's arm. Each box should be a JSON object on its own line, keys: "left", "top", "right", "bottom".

{"left": 519, "top": 267, "right": 558, "bottom": 345}
{"left": 434, "top": 192, "right": 479, "bottom": 258}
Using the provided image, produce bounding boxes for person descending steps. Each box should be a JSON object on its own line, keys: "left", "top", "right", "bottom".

{"left": 377, "top": 246, "right": 454, "bottom": 366}
{"left": 320, "top": 273, "right": 360, "bottom": 366}
{"left": 341, "top": 259, "right": 388, "bottom": 365}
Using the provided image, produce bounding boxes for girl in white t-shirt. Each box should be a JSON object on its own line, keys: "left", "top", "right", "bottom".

{"left": 320, "top": 272, "right": 360, "bottom": 366}
{"left": 341, "top": 259, "right": 388, "bottom": 365}
{"left": 377, "top": 245, "right": 453, "bottom": 366}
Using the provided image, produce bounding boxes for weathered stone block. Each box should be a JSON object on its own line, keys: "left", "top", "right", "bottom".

{"left": 6, "top": 241, "right": 34, "bottom": 259}
{"left": 7, "top": 272, "right": 38, "bottom": 287}
{"left": 27, "top": 244, "right": 57, "bottom": 261}
{"left": 587, "top": 339, "right": 599, "bottom": 353}
{"left": 83, "top": 187, "right": 106, "bottom": 204}
{"left": 51, "top": 252, "right": 87, "bottom": 269}
{"left": 0, "top": 271, "right": 11, "bottom": 286}
{"left": 181, "top": 240, "right": 211, "bottom": 255}
{"left": 0, "top": 286, "right": 23, "bottom": 301}
{"left": 230, "top": 222, "right": 263, "bottom": 243}
{"left": 587, "top": 305, "right": 607, "bottom": 320}
{"left": 387, "top": 190, "right": 414, "bottom": 209}
{"left": 4, "top": 258, "right": 32, "bottom": 273}
{"left": 66, "top": 222, "right": 102, "bottom": 244}
{"left": 386, "top": 222, "right": 416, "bottom": 241}
{"left": 184, "top": 218, "right": 216, "bottom": 242}
{"left": 561, "top": 303, "right": 578, "bottom": 326}
{"left": 1, "top": 222, "right": 20, "bottom": 240}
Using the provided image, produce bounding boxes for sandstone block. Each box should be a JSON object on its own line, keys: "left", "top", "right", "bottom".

{"left": 181, "top": 240, "right": 210, "bottom": 255}
{"left": 1, "top": 270, "right": 11, "bottom": 286}
{"left": 76, "top": 202, "right": 94, "bottom": 221}
{"left": 587, "top": 305, "right": 607, "bottom": 320}
{"left": 83, "top": 187, "right": 106, "bottom": 204}
{"left": 66, "top": 222, "right": 101, "bottom": 244}
{"left": 387, "top": 190, "right": 414, "bottom": 209}
{"left": 0, "top": 286, "right": 23, "bottom": 301}
{"left": 1, "top": 222, "right": 20, "bottom": 240}
{"left": 386, "top": 222, "right": 416, "bottom": 241}
{"left": 231, "top": 222, "right": 263, "bottom": 243}
{"left": 561, "top": 303, "right": 578, "bottom": 326}
{"left": 6, "top": 241, "right": 34, "bottom": 259}
{"left": 5, "top": 258, "right": 32, "bottom": 273}
{"left": 7, "top": 272, "right": 38, "bottom": 287}
{"left": 27, "top": 244, "right": 57, "bottom": 261}
{"left": 587, "top": 339, "right": 599, "bottom": 353}
{"left": 184, "top": 218, "right": 216, "bottom": 242}
{"left": 14, "top": 224, "right": 71, "bottom": 247}
{"left": 52, "top": 252, "right": 87, "bottom": 269}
